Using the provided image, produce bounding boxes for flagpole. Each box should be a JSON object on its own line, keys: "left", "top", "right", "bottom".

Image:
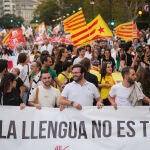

{"left": 109, "top": 0, "right": 113, "bottom": 30}
{"left": 90, "top": 0, "right": 95, "bottom": 19}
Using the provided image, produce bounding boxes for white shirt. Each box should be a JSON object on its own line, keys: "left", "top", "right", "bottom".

{"left": 109, "top": 82, "right": 134, "bottom": 106}
{"left": 29, "top": 85, "right": 60, "bottom": 107}
{"left": 61, "top": 81, "right": 100, "bottom": 106}
{"left": 17, "top": 64, "right": 30, "bottom": 88}
{"left": 73, "top": 57, "right": 84, "bottom": 65}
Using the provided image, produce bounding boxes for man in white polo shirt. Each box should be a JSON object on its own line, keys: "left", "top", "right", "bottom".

{"left": 59, "top": 64, "right": 103, "bottom": 110}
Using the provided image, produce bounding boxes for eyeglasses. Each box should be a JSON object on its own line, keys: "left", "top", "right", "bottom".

{"left": 72, "top": 72, "right": 81, "bottom": 75}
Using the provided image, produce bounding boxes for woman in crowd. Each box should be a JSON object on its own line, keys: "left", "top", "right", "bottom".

{"left": 54, "top": 47, "right": 69, "bottom": 75}
{"left": 0, "top": 72, "right": 25, "bottom": 109}
{"left": 91, "top": 48, "right": 101, "bottom": 71}
{"left": 31, "top": 44, "right": 41, "bottom": 56}
{"left": 0, "top": 47, "right": 11, "bottom": 59}
{"left": 98, "top": 63, "right": 115, "bottom": 106}
{"left": 135, "top": 45, "right": 150, "bottom": 101}
{"left": 101, "top": 49, "right": 116, "bottom": 71}
{"left": 85, "top": 44, "right": 92, "bottom": 59}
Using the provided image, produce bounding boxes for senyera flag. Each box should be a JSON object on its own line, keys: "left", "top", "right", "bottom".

{"left": 63, "top": 10, "right": 87, "bottom": 34}
{"left": 2, "top": 28, "right": 26, "bottom": 50}
{"left": 114, "top": 22, "right": 139, "bottom": 41}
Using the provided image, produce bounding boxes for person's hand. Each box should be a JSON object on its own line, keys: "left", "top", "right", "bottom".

{"left": 112, "top": 102, "right": 117, "bottom": 110}
{"left": 34, "top": 104, "right": 42, "bottom": 110}
{"left": 72, "top": 102, "right": 82, "bottom": 110}
{"left": 96, "top": 101, "right": 104, "bottom": 109}
{"left": 59, "top": 105, "right": 65, "bottom": 111}
{"left": 104, "top": 83, "right": 111, "bottom": 88}
{"left": 20, "top": 103, "right": 25, "bottom": 110}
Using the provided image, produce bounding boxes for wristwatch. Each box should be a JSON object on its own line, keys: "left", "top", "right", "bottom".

{"left": 70, "top": 101, "right": 74, "bottom": 106}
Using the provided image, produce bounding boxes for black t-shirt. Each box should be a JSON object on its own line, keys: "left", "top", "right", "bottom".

{"left": 101, "top": 57, "right": 116, "bottom": 70}
{"left": 0, "top": 88, "right": 23, "bottom": 106}
{"left": 121, "top": 53, "right": 133, "bottom": 66}
{"left": 84, "top": 72, "right": 98, "bottom": 87}
{"left": 16, "top": 77, "right": 24, "bottom": 94}
{"left": 54, "top": 61, "right": 66, "bottom": 75}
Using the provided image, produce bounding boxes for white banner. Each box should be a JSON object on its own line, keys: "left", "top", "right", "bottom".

{"left": 0, "top": 106, "right": 150, "bottom": 150}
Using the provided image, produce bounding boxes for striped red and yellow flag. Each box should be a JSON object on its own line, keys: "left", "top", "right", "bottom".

{"left": 114, "top": 22, "right": 139, "bottom": 41}
{"left": 63, "top": 10, "right": 87, "bottom": 33}
{"left": 2, "top": 30, "right": 12, "bottom": 45}
{"left": 71, "top": 14, "right": 113, "bottom": 47}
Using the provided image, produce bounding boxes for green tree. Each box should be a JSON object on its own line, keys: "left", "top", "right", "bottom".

{"left": 34, "top": 0, "right": 147, "bottom": 27}
{"left": 0, "top": 14, "right": 24, "bottom": 29}
{"left": 33, "top": 0, "right": 59, "bottom": 25}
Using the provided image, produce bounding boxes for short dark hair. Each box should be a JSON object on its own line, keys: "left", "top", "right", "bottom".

{"left": 62, "top": 61, "right": 73, "bottom": 71}
{"left": 34, "top": 60, "right": 42, "bottom": 70}
{"left": 17, "top": 53, "right": 27, "bottom": 64}
{"left": 121, "top": 66, "right": 134, "bottom": 78}
{"left": 79, "top": 58, "right": 91, "bottom": 71}
{"left": 124, "top": 41, "right": 132, "bottom": 52}
{"left": 0, "top": 59, "right": 8, "bottom": 73}
{"left": 41, "top": 69, "right": 51, "bottom": 76}
{"left": 77, "top": 46, "right": 85, "bottom": 55}
{"left": 40, "top": 53, "right": 51, "bottom": 64}
{"left": 72, "top": 63, "right": 86, "bottom": 74}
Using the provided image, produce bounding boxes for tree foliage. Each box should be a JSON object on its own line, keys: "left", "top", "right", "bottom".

{"left": 34, "top": 0, "right": 147, "bottom": 27}
{"left": 0, "top": 14, "right": 24, "bottom": 29}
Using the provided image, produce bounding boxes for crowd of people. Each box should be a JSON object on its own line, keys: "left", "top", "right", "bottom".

{"left": 0, "top": 27, "right": 150, "bottom": 110}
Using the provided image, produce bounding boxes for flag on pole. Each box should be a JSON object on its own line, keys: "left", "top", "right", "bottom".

{"left": 34, "top": 22, "right": 47, "bottom": 43}
{"left": 52, "top": 24, "right": 60, "bottom": 35}
{"left": 71, "top": 14, "right": 113, "bottom": 47}
{"left": 63, "top": 10, "right": 87, "bottom": 33}
{"left": 114, "top": 22, "right": 139, "bottom": 41}
{"left": 2, "top": 28, "right": 26, "bottom": 50}
{"left": 85, "top": 14, "right": 113, "bottom": 43}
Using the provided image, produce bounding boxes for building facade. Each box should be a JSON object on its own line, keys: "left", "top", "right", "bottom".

{"left": 0, "top": 0, "right": 39, "bottom": 25}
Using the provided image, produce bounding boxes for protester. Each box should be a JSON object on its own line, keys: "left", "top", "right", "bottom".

{"left": 120, "top": 41, "right": 134, "bottom": 69}
{"left": 28, "top": 69, "right": 60, "bottom": 109}
{"left": 84, "top": 44, "right": 92, "bottom": 59}
{"left": 80, "top": 57, "right": 98, "bottom": 88}
{"left": 40, "top": 51, "right": 62, "bottom": 88}
{"left": 11, "top": 68, "right": 24, "bottom": 98}
{"left": 73, "top": 47, "right": 85, "bottom": 65}
{"left": 101, "top": 49, "right": 116, "bottom": 71}
{"left": 91, "top": 48, "right": 101, "bottom": 71}
{"left": 135, "top": 45, "right": 150, "bottom": 101}
{"left": 0, "top": 72, "right": 25, "bottom": 109}
{"left": 59, "top": 64, "right": 103, "bottom": 110}
{"left": 57, "top": 61, "right": 73, "bottom": 90}
{"left": 108, "top": 67, "right": 150, "bottom": 109}
{"left": 29, "top": 60, "right": 42, "bottom": 96}
{"left": 99, "top": 63, "right": 115, "bottom": 105}
{"left": 16, "top": 53, "right": 30, "bottom": 104}
{"left": 0, "top": 59, "right": 8, "bottom": 83}
{"left": 54, "top": 47, "right": 69, "bottom": 75}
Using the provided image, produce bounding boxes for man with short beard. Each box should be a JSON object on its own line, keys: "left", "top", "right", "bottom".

{"left": 28, "top": 70, "right": 60, "bottom": 109}
{"left": 108, "top": 67, "right": 150, "bottom": 109}
{"left": 59, "top": 64, "right": 103, "bottom": 110}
